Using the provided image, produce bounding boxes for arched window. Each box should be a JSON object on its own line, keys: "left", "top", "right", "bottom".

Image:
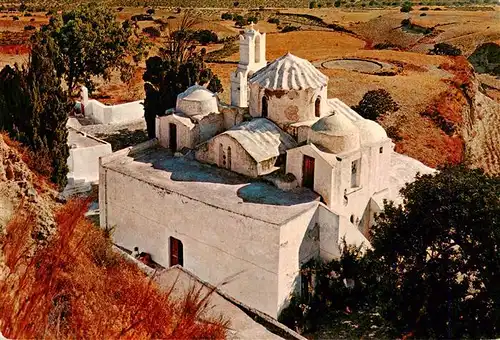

{"left": 219, "top": 143, "right": 224, "bottom": 167}
{"left": 262, "top": 96, "right": 268, "bottom": 118}
{"left": 315, "top": 97, "right": 321, "bottom": 118}
{"left": 227, "top": 146, "right": 232, "bottom": 170}
{"left": 255, "top": 35, "right": 261, "bottom": 64}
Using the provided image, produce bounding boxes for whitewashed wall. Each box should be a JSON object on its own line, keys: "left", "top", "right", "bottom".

{"left": 286, "top": 145, "right": 334, "bottom": 205}
{"left": 68, "top": 141, "right": 112, "bottom": 183}
{"left": 84, "top": 99, "right": 144, "bottom": 125}
{"left": 99, "top": 163, "right": 282, "bottom": 317}
{"left": 277, "top": 207, "right": 319, "bottom": 314}
{"left": 195, "top": 134, "right": 259, "bottom": 177}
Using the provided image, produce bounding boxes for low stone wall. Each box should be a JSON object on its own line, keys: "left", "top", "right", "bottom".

{"left": 84, "top": 99, "right": 144, "bottom": 125}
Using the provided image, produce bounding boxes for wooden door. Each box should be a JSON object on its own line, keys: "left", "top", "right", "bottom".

{"left": 169, "top": 123, "right": 177, "bottom": 151}
{"left": 302, "top": 155, "right": 315, "bottom": 190}
{"left": 169, "top": 237, "right": 183, "bottom": 266}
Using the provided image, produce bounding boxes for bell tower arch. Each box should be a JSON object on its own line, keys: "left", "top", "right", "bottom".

{"left": 230, "top": 23, "right": 267, "bottom": 108}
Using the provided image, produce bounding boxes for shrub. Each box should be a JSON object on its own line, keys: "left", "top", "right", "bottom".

{"left": 247, "top": 15, "right": 258, "bottom": 24}
{"left": 373, "top": 42, "right": 401, "bottom": 50}
{"left": 24, "top": 12, "right": 32, "bottom": 17}
{"left": 221, "top": 12, "right": 233, "bottom": 20}
{"left": 146, "top": 8, "right": 155, "bottom": 15}
{"left": 192, "top": 29, "right": 218, "bottom": 45}
{"left": 116, "top": 7, "right": 124, "bottom": 11}
{"left": 233, "top": 1, "right": 240, "bottom": 6}
{"left": 24, "top": 25, "right": 36, "bottom": 31}
{"left": 281, "top": 25, "right": 301, "bottom": 33}
{"left": 309, "top": 1, "right": 318, "bottom": 8}
{"left": 429, "top": 42, "right": 462, "bottom": 56}
{"left": 131, "top": 14, "right": 153, "bottom": 21}
{"left": 400, "top": 1, "right": 413, "bottom": 11}
{"left": 352, "top": 89, "right": 399, "bottom": 121}
{"left": 12, "top": 16, "right": 19, "bottom": 21}
{"left": 420, "top": 12, "right": 427, "bottom": 16}
{"left": 30, "top": 18, "right": 35, "bottom": 22}
{"left": 420, "top": 6, "right": 430, "bottom": 9}
{"left": 267, "top": 17, "right": 280, "bottom": 24}
{"left": 234, "top": 16, "right": 246, "bottom": 28}
{"left": 335, "top": 0, "right": 342, "bottom": 6}
{"left": 142, "top": 26, "right": 161, "bottom": 38}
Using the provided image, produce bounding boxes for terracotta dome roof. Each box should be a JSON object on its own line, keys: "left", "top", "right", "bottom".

{"left": 354, "top": 119, "right": 388, "bottom": 145}
{"left": 309, "top": 113, "right": 360, "bottom": 154}
{"left": 249, "top": 53, "right": 328, "bottom": 91}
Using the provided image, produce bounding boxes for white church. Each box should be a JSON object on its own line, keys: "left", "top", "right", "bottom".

{"left": 99, "top": 24, "right": 433, "bottom": 318}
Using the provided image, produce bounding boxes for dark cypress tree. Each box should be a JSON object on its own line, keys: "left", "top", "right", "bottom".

{"left": 28, "top": 31, "right": 72, "bottom": 188}
{"left": 0, "top": 31, "right": 71, "bottom": 189}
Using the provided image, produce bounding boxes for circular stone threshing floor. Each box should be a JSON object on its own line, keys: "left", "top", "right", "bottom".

{"left": 319, "top": 58, "right": 398, "bottom": 75}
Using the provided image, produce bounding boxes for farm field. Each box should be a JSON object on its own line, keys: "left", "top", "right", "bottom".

{"left": 0, "top": 5, "right": 499, "bottom": 172}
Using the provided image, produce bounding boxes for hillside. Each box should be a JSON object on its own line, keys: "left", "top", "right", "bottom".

{"left": 0, "top": 135, "right": 228, "bottom": 338}
{"left": 1, "top": 6, "right": 498, "bottom": 174}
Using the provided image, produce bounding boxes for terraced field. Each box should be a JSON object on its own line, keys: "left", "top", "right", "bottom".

{"left": 0, "top": 5, "right": 498, "bottom": 173}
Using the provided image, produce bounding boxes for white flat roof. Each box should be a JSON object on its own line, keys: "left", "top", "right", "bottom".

{"left": 102, "top": 146, "right": 320, "bottom": 226}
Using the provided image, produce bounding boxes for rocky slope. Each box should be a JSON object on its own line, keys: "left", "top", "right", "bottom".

{"left": 0, "top": 135, "right": 58, "bottom": 242}
{"left": 462, "top": 83, "right": 500, "bottom": 175}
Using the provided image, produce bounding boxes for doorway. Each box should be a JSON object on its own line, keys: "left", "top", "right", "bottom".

{"left": 302, "top": 155, "right": 315, "bottom": 190}
{"left": 262, "top": 96, "right": 268, "bottom": 118}
{"left": 169, "top": 123, "right": 177, "bottom": 151}
{"left": 169, "top": 237, "right": 183, "bottom": 266}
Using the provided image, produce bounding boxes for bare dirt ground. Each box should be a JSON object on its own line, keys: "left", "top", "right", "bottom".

{"left": 1, "top": 6, "right": 499, "bottom": 173}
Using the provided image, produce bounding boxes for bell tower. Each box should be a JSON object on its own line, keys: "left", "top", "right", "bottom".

{"left": 230, "top": 23, "right": 267, "bottom": 108}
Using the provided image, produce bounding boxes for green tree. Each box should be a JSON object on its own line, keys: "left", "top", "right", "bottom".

{"left": 366, "top": 166, "right": 500, "bottom": 338}
{"left": 0, "top": 30, "right": 72, "bottom": 188}
{"left": 352, "top": 89, "right": 399, "bottom": 121}
{"left": 42, "top": 3, "right": 147, "bottom": 95}
{"left": 143, "top": 13, "right": 223, "bottom": 138}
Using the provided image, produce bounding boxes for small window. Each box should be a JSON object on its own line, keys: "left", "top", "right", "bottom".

{"left": 379, "top": 147, "right": 383, "bottom": 154}
{"left": 351, "top": 159, "right": 361, "bottom": 188}
{"left": 315, "top": 97, "right": 321, "bottom": 118}
{"left": 169, "top": 237, "right": 184, "bottom": 267}
{"left": 227, "top": 146, "right": 232, "bottom": 170}
{"left": 218, "top": 143, "right": 224, "bottom": 167}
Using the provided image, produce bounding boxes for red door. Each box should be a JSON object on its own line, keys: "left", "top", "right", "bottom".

{"left": 169, "top": 237, "right": 183, "bottom": 266}
{"left": 302, "top": 155, "right": 315, "bottom": 190}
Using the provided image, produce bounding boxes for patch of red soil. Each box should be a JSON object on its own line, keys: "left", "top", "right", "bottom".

{"left": 0, "top": 44, "right": 30, "bottom": 55}
{"left": 395, "top": 117, "right": 465, "bottom": 168}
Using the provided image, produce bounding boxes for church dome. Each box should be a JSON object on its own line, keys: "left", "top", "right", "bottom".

{"left": 354, "top": 119, "right": 388, "bottom": 145}
{"left": 309, "top": 113, "right": 360, "bottom": 153}
{"left": 249, "top": 53, "right": 328, "bottom": 91}
{"left": 176, "top": 85, "right": 219, "bottom": 117}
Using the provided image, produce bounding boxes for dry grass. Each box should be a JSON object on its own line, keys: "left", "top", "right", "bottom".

{"left": 223, "top": 30, "right": 366, "bottom": 62}
{"left": 0, "top": 197, "right": 228, "bottom": 338}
